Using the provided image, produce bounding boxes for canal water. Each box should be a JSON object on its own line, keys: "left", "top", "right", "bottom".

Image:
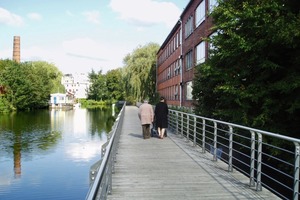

{"left": 0, "top": 107, "right": 117, "bottom": 200}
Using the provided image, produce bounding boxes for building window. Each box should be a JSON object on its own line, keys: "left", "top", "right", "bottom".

{"left": 209, "top": 0, "right": 218, "bottom": 13}
{"left": 209, "top": 32, "right": 218, "bottom": 57}
{"left": 174, "top": 84, "right": 178, "bottom": 100}
{"left": 167, "top": 67, "right": 171, "bottom": 79}
{"left": 185, "top": 50, "right": 193, "bottom": 70}
{"left": 179, "top": 29, "right": 182, "bottom": 45}
{"left": 185, "top": 15, "right": 193, "bottom": 38}
{"left": 186, "top": 81, "right": 193, "bottom": 100}
{"left": 176, "top": 32, "right": 179, "bottom": 48}
{"left": 195, "top": 0, "right": 206, "bottom": 28}
{"left": 196, "top": 41, "right": 205, "bottom": 64}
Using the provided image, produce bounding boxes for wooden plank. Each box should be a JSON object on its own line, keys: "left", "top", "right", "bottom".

{"left": 107, "top": 106, "right": 279, "bottom": 200}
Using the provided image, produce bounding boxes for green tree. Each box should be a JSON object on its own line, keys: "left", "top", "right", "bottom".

{"left": 0, "top": 60, "right": 63, "bottom": 111}
{"left": 123, "top": 42, "right": 159, "bottom": 103}
{"left": 193, "top": 0, "right": 300, "bottom": 137}
{"left": 87, "top": 70, "right": 107, "bottom": 101}
{"left": 106, "top": 68, "right": 125, "bottom": 102}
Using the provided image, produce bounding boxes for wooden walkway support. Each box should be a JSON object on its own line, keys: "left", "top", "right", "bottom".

{"left": 107, "top": 106, "right": 279, "bottom": 200}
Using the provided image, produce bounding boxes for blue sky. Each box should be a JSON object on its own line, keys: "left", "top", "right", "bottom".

{"left": 0, "top": 0, "right": 189, "bottom": 74}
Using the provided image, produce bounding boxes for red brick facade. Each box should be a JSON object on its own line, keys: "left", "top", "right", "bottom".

{"left": 157, "top": 0, "right": 216, "bottom": 108}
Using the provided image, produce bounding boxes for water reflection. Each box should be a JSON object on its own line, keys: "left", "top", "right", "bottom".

{"left": 0, "top": 107, "right": 117, "bottom": 200}
{"left": 1, "top": 110, "right": 55, "bottom": 180}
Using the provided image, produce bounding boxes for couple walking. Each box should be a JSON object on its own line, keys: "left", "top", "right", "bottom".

{"left": 138, "top": 97, "right": 169, "bottom": 139}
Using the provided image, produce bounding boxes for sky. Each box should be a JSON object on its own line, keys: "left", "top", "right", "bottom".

{"left": 0, "top": 0, "right": 189, "bottom": 74}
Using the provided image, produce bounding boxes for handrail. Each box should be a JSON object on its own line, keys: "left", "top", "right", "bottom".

{"left": 168, "top": 109, "right": 300, "bottom": 200}
{"left": 85, "top": 102, "right": 126, "bottom": 200}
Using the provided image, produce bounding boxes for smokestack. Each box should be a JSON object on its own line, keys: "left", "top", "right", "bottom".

{"left": 13, "top": 36, "right": 20, "bottom": 63}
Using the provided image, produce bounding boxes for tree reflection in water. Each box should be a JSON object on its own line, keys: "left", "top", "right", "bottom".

{"left": 0, "top": 107, "right": 118, "bottom": 200}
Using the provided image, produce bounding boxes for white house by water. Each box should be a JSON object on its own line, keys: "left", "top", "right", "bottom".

{"left": 50, "top": 93, "right": 75, "bottom": 108}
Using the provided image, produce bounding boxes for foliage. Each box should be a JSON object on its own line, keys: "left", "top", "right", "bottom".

{"left": 193, "top": 0, "right": 300, "bottom": 137}
{"left": 0, "top": 59, "right": 63, "bottom": 111}
{"left": 105, "top": 68, "right": 125, "bottom": 101}
{"left": 122, "top": 42, "right": 160, "bottom": 103}
{"left": 87, "top": 69, "right": 107, "bottom": 101}
{"left": 79, "top": 99, "right": 106, "bottom": 108}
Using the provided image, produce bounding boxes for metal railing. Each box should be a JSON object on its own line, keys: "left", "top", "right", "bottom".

{"left": 85, "top": 102, "right": 126, "bottom": 200}
{"left": 168, "top": 109, "right": 300, "bottom": 200}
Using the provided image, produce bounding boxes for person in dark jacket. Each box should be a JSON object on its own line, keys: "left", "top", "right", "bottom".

{"left": 154, "top": 96, "right": 169, "bottom": 139}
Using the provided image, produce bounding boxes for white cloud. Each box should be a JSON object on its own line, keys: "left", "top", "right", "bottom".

{"left": 65, "top": 141, "right": 103, "bottom": 162}
{"left": 109, "top": 0, "right": 181, "bottom": 27}
{"left": 0, "top": 7, "right": 24, "bottom": 26}
{"left": 27, "top": 12, "right": 42, "bottom": 21}
{"left": 82, "top": 10, "right": 100, "bottom": 24}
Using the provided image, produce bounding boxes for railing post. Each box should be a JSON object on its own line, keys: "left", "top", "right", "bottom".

{"left": 293, "top": 142, "right": 300, "bottom": 200}
{"left": 193, "top": 116, "right": 197, "bottom": 146}
{"left": 108, "top": 158, "right": 112, "bottom": 195}
{"left": 176, "top": 112, "right": 179, "bottom": 134}
{"left": 186, "top": 115, "right": 190, "bottom": 141}
{"left": 213, "top": 121, "right": 217, "bottom": 161}
{"left": 202, "top": 119, "right": 206, "bottom": 153}
{"left": 250, "top": 131, "right": 256, "bottom": 187}
{"left": 228, "top": 125, "right": 233, "bottom": 172}
{"left": 181, "top": 112, "right": 184, "bottom": 137}
{"left": 256, "top": 133, "right": 262, "bottom": 191}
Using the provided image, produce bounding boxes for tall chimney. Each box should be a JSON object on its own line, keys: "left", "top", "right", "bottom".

{"left": 13, "top": 36, "right": 20, "bottom": 63}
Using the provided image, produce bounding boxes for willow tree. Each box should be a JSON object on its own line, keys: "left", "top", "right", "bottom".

{"left": 123, "top": 42, "right": 160, "bottom": 103}
{"left": 193, "top": 0, "right": 300, "bottom": 137}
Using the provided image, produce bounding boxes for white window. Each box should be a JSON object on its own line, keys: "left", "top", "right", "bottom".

{"left": 179, "top": 29, "right": 182, "bottom": 45}
{"left": 176, "top": 33, "right": 179, "bottom": 48}
{"left": 185, "top": 16, "right": 193, "bottom": 38}
{"left": 174, "top": 85, "right": 178, "bottom": 95}
{"left": 196, "top": 41, "right": 206, "bottom": 64}
{"left": 209, "top": 0, "right": 218, "bottom": 13}
{"left": 195, "top": 1, "right": 206, "bottom": 28}
{"left": 167, "top": 67, "right": 171, "bottom": 79}
{"left": 186, "top": 81, "right": 193, "bottom": 100}
{"left": 173, "top": 37, "right": 176, "bottom": 51}
{"left": 185, "top": 50, "right": 193, "bottom": 70}
{"left": 209, "top": 32, "right": 218, "bottom": 57}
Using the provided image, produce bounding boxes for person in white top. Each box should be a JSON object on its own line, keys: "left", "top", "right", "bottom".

{"left": 138, "top": 100, "right": 154, "bottom": 139}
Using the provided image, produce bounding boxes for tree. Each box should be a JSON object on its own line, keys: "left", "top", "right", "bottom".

{"left": 106, "top": 68, "right": 125, "bottom": 102}
{"left": 87, "top": 70, "right": 107, "bottom": 101}
{"left": 193, "top": 0, "right": 300, "bottom": 137}
{"left": 123, "top": 43, "right": 160, "bottom": 103}
{"left": 0, "top": 60, "right": 63, "bottom": 111}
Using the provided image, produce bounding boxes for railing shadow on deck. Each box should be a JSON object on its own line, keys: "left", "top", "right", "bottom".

{"left": 168, "top": 109, "right": 300, "bottom": 200}
{"left": 85, "top": 102, "right": 126, "bottom": 200}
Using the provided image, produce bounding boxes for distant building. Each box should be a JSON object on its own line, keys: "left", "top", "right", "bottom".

{"left": 61, "top": 73, "right": 90, "bottom": 99}
{"left": 50, "top": 93, "right": 75, "bottom": 108}
{"left": 157, "top": 0, "right": 218, "bottom": 108}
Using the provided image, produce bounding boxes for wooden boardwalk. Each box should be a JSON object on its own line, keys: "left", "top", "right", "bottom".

{"left": 107, "top": 106, "right": 279, "bottom": 200}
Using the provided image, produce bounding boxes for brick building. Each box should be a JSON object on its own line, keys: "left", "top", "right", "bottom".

{"left": 157, "top": 0, "right": 218, "bottom": 108}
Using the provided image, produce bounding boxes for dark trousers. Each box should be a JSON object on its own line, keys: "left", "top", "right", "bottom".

{"left": 142, "top": 124, "right": 151, "bottom": 139}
